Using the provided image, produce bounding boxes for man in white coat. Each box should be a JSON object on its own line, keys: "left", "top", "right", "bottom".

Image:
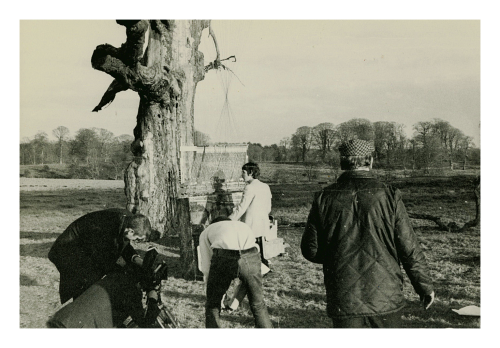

{"left": 230, "top": 162, "right": 272, "bottom": 265}
{"left": 226, "top": 162, "right": 272, "bottom": 311}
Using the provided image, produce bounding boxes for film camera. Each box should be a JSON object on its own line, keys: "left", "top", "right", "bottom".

{"left": 122, "top": 246, "right": 179, "bottom": 328}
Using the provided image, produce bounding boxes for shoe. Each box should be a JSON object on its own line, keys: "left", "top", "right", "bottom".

{"left": 221, "top": 293, "right": 234, "bottom": 311}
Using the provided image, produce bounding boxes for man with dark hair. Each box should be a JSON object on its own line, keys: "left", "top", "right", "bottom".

{"left": 198, "top": 216, "right": 273, "bottom": 328}
{"left": 301, "top": 139, "right": 435, "bottom": 328}
{"left": 48, "top": 208, "right": 158, "bottom": 304}
{"left": 230, "top": 162, "right": 272, "bottom": 266}
{"left": 226, "top": 162, "right": 273, "bottom": 311}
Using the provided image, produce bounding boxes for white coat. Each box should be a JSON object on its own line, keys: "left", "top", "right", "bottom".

{"left": 229, "top": 179, "right": 272, "bottom": 238}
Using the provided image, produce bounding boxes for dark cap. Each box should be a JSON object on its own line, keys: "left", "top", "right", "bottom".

{"left": 339, "top": 139, "right": 374, "bottom": 156}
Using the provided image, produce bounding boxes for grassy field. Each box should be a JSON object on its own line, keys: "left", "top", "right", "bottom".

{"left": 19, "top": 167, "right": 480, "bottom": 328}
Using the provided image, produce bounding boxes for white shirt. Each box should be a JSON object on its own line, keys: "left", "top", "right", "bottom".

{"left": 198, "top": 220, "right": 259, "bottom": 277}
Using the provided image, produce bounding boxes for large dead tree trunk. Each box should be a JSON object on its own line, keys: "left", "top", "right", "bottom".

{"left": 91, "top": 20, "right": 209, "bottom": 242}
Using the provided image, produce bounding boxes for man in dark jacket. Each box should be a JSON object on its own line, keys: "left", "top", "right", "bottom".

{"left": 301, "top": 139, "right": 434, "bottom": 328}
{"left": 48, "top": 208, "right": 156, "bottom": 304}
{"left": 47, "top": 271, "right": 147, "bottom": 328}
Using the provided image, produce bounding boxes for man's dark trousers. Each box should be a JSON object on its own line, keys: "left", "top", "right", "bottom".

{"left": 205, "top": 247, "right": 273, "bottom": 328}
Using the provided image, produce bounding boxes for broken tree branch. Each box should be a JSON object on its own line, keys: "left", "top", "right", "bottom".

{"left": 408, "top": 176, "right": 480, "bottom": 233}
{"left": 91, "top": 20, "right": 150, "bottom": 111}
{"left": 92, "top": 79, "right": 129, "bottom": 112}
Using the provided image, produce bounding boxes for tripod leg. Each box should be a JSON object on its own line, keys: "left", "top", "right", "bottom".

{"left": 158, "top": 306, "right": 180, "bottom": 328}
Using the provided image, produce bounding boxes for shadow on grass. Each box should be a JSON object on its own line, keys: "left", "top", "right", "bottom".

{"left": 218, "top": 312, "right": 256, "bottom": 328}
{"left": 266, "top": 306, "right": 330, "bottom": 328}
{"left": 20, "top": 242, "right": 53, "bottom": 259}
{"left": 20, "top": 274, "right": 39, "bottom": 286}
{"left": 452, "top": 255, "right": 480, "bottom": 267}
{"left": 163, "top": 289, "right": 205, "bottom": 303}
{"left": 21, "top": 232, "right": 61, "bottom": 240}
{"left": 412, "top": 226, "right": 444, "bottom": 234}
{"left": 278, "top": 289, "right": 325, "bottom": 302}
{"left": 199, "top": 302, "right": 330, "bottom": 328}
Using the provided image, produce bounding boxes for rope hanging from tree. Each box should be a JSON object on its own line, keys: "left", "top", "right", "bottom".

{"left": 191, "top": 21, "right": 250, "bottom": 189}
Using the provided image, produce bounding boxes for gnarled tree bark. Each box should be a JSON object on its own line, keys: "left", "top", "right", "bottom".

{"left": 92, "top": 20, "right": 210, "bottom": 278}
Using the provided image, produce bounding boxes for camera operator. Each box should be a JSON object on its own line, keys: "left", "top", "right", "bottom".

{"left": 47, "top": 208, "right": 162, "bottom": 328}
{"left": 48, "top": 208, "right": 159, "bottom": 304}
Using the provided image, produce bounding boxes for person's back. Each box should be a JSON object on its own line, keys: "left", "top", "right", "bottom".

{"left": 48, "top": 208, "right": 151, "bottom": 304}
{"left": 230, "top": 162, "right": 272, "bottom": 239}
{"left": 199, "top": 216, "right": 273, "bottom": 328}
{"left": 238, "top": 179, "right": 272, "bottom": 235}
{"left": 304, "top": 170, "right": 430, "bottom": 317}
{"left": 301, "top": 139, "right": 434, "bottom": 327}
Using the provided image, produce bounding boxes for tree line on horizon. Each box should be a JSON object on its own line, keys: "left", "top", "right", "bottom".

{"left": 20, "top": 118, "right": 479, "bottom": 180}
{"left": 20, "top": 126, "right": 135, "bottom": 179}
{"left": 19, "top": 126, "right": 216, "bottom": 180}
{"left": 246, "top": 118, "right": 479, "bottom": 172}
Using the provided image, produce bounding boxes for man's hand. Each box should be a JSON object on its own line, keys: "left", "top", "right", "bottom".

{"left": 421, "top": 291, "right": 435, "bottom": 310}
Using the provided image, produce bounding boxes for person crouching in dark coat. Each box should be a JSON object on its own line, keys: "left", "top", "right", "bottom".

{"left": 301, "top": 139, "right": 435, "bottom": 328}
{"left": 48, "top": 208, "right": 157, "bottom": 304}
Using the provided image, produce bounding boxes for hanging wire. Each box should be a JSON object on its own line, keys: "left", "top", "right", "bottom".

{"left": 214, "top": 67, "right": 240, "bottom": 143}
{"left": 193, "top": 21, "right": 252, "bottom": 183}
{"left": 209, "top": 20, "right": 250, "bottom": 145}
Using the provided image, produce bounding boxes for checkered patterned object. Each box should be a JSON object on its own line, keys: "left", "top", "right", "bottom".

{"left": 338, "top": 139, "right": 374, "bottom": 156}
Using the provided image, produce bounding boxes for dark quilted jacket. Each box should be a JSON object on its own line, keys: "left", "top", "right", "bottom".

{"left": 301, "top": 171, "right": 433, "bottom": 318}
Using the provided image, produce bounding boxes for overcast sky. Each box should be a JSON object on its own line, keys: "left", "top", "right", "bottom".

{"left": 20, "top": 19, "right": 480, "bottom": 146}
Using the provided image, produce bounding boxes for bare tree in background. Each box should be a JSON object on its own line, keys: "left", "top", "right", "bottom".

{"left": 432, "top": 119, "right": 460, "bottom": 170}
{"left": 52, "top": 126, "right": 70, "bottom": 165}
{"left": 413, "top": 121, "right": 440, "bottom": 173}
{"left": 337, "top": 118, "right": 374, "bottom": 143}
{"left": 373, "top": 121, "right": 407, "bottom": 167}
{"left": 292, "top": 126, "right": 313, "bottom": 162}
{"left": 33, "top": 132, "right": 49, "bottom": 165}
{"left": 93, "top": 128, "right": 114, "bottom": 163}
{"left": 20, "top": 137, "right": 35, "bottom": 165}
{"left": 458, "top": 135, "right": 474, "bottom": 170}
{"left": 313, "top": 122, "right": 336, "bottom": 162}
{"left": 278, "top": 137, "right": 291, "bottom": 162}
